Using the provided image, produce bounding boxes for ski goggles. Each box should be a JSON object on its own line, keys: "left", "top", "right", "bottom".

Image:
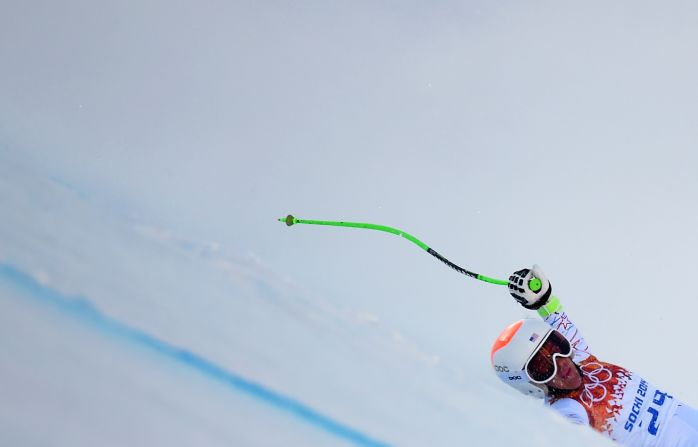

{"left": 524, "top": 330, "right": 572, "bottom": 384}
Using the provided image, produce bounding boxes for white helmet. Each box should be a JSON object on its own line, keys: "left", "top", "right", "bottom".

{"left": 490, "top": 318, "right": 554, "bottom": 398}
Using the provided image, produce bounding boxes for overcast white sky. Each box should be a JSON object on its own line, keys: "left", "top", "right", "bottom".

{"left": 2, "top": 1, "right": 698, "bottom": 443}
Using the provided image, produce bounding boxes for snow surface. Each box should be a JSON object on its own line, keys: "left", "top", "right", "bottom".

{"left": 0, "top": 155, "right": 611, "bottom": 447}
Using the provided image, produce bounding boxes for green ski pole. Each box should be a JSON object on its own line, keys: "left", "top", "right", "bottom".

{"left": 278, "top": 214, "right": 508, "bottom": 286}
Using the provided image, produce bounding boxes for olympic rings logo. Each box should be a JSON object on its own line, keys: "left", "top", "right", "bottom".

{"left": 580, "top": 362, "right": 613, "bottom": 408}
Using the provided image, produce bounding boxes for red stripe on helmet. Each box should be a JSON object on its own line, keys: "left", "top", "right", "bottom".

{"left": 490, "top": 320, "right": 524, "bottom": 363}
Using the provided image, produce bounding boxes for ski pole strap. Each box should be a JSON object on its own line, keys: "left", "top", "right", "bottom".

{"left": 279, "top": 215, "right": 508, "bottom": 286}
{"left": 537, "top": 296, "right": 563, "bottom": 319}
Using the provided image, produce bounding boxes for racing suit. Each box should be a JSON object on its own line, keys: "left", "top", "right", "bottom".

{"left": 538, "top": 297, "right": 698, "bottom": 447}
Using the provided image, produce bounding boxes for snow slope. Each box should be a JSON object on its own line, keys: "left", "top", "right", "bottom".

{"left": 0, "top": 156, "right": 611, "bottom": 446}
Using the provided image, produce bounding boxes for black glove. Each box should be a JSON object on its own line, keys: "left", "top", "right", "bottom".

{"left": 508, "top": 264, "right": 552, "bottom": 310}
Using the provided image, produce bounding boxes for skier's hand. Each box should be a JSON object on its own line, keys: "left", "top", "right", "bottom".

{"left": 508, "top": 265, "right": 552, "bottom": 310}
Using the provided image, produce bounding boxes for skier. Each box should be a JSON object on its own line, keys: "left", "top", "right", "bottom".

{"left": 492, "top": 265, "right": 698, "bottom": 446}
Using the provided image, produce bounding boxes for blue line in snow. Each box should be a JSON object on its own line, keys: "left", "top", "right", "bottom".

{"left": 0, "top": 264, "right": 391, "bottom": 447}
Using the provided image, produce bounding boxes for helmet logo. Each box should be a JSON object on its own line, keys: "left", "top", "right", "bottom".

{"left": 529, "top": 333, "right": 540, "bottom": 342}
